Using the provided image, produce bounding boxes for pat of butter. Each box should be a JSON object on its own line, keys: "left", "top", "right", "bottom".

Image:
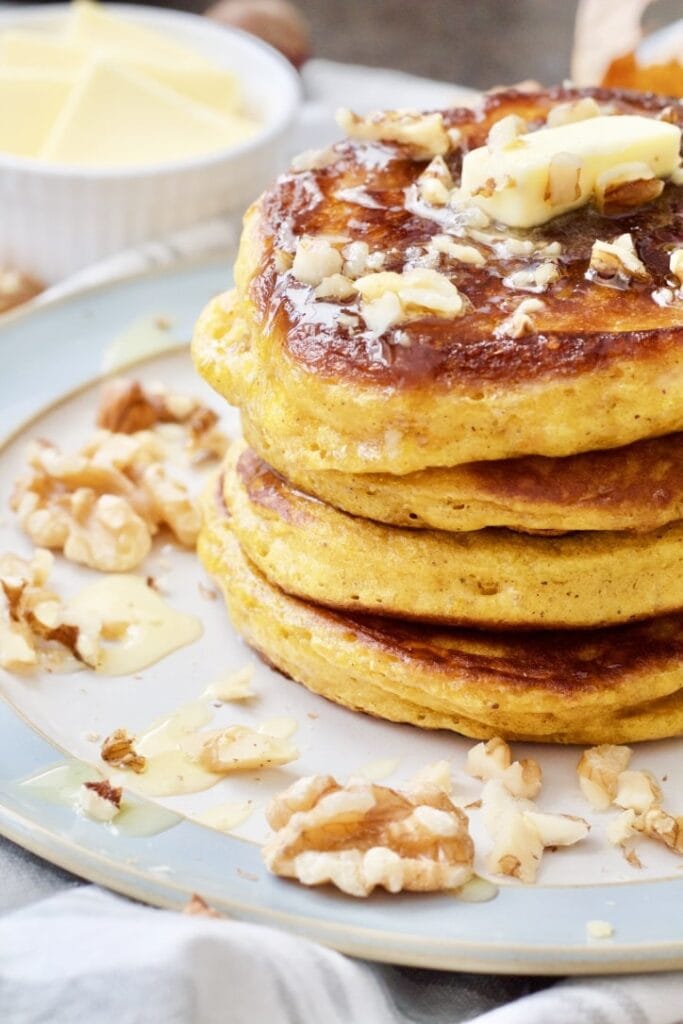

{"left": 40, "top": 61, "right": 256, "bottom": 166}
{"left": 66, "top": 0, "right": 207, "bottom": 69}
{"left": 0, "top": 31, "right": 85, "bottom": 72}
{"left": 461, "top": 115, "right": 681, "bottom": 228}
{"left": 0, "top": 32, "right": 242, "bottom": 119}
{"left": 0, "top": 70, "right": 73, "bottom": 157}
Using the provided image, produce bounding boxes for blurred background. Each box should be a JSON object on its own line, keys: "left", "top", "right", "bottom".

{"left": 20, "top": 0, "right": 683, "bottom": 88}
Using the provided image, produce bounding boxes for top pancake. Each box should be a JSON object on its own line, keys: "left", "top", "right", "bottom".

{"left": 194, "top": 86, "right": 683, "bottom": 474}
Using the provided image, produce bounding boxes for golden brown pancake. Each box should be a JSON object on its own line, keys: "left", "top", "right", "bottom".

{"left": 193, "top": 87, "right": 683, "bottom": 476}
{"left": 222, "top": 442, "right": 683, "bottom": 630}
{"left": 198, "top": 481, "right": 683, "bottom": 744}
{"left": 241, "top": 415, "right": 683, "bottom": 534}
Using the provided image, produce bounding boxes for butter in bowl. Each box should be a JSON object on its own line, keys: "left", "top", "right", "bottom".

{"left": 0, "top": 1, "right": 301, "bottom": 282}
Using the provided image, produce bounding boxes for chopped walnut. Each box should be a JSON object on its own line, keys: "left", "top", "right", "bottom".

{"left": 314, "top": 273, "right": 357, "bottom": 301}
{"left": 336, "top": 108, "right": 451, "bottom": 159}
{"left": 408, "top": 760, "right": 453, "bottom": 796}
{"left": 672, "top": 164, "right": 683, "bottom": 186}
{"left": 290, "top": 146, "right": 338, "bottom": 173}
{"left": 495, "top": 298, "right": 545, "bottom": 339}
{"left": 614, "top": 770, "right": 662, "bottom": 814}
{"left": 76, "top": 780, "right": 122, "bottom": 822}
{"left": 417, "top": 155, "right": 454, "bottom": 206}
{"left": 196, "top": 725, "right": 298, "bottom": 774}
{"left": 97, "top": 380, "right": 227, "bottom": 462}
{"left": 587, "top": 233, "right": 649, "bottom": 287}
{"left": 503, "top": 262, "right": 560, "bottom": 293}
{"left": 487, "top": 114, "right": 527, "bottom": 152}
{"left": 466, "top": 738, "right": 542, "bottom": 799}
{"left": 670, "top": 249, "right": 683, "bottom": 285}
{"left": 263, "top": 774, "right": 473, "bottom": 897}
{"left": 291, "top": 235, "right": 343, "bottom": 286}
{"left": 184, "top": 894, "right": 222, "bottom": 918}
{"left": 341, "top": 241, "right": 385, "bottom": 279}
{"left": 355, "top": 267, "right": 465, "bottom": 333}
{"left": 595, "top": 162, "right": 664, "bottom": 217}
{"left": 546, "top": 97, "right": 601, "bottom": 128}
{"left": 636, "top": 807, "right": 683, "bottom": 854}
{"left": 101, "top": 729, "right": 146, "bottom": 774}
{"left": 429, "top": 235, "right": 486, "bottom": 267}
{"left": 12, "top": 426, "right": 200, "bottom": 572}
{"left": 545, "top": 152, "right": 582, "bottom": 206}
{"left": 0, "top": 549, "right": 101, "bottom": 671}
{"left": 0, "top": 268, "right": 43, "bottom": 315}
{"left": 481, "top": 779, "right": 588, "bottom": 883}
{"left": 577, "top": 744, "right": 632, "bottom": 810}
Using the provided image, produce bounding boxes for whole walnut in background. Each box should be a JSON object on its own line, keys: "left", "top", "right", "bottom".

{"left": 207, "top": 0, "right": 312, "bottom": 68}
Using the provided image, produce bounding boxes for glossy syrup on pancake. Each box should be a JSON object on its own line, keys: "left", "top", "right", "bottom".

{"left": 194, "top": 86, "right": 683, "bottom": 473}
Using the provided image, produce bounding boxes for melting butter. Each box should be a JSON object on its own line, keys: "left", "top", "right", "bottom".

{"left": 102, "top": 315, "right": 178, "bottom": 373}
{"left": 110, "top": 700, "right": 220, "bottom": 797}
{"left": 193, "top": 800, "right": 254, "bottom": 833}
{"left": 258, "top": 717, "right": 298, "bottom": 740}
{"left": 454, "top": 875, "right": 499, "bottom": 903}
{"left": 359, "top": 757, "right": 400, "bottom": 782}
{"left": 68, "top": 575, "right": 202, "bottom": 676}
{"left": 203, "top": 664, "right": 255, "bottom": 702}
{"left": 20, "top": 760, "right": 180, "bottom": 835}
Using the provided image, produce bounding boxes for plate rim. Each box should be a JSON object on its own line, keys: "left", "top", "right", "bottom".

{"left": 1, "top": 260, "right": 683, "bottom": 975}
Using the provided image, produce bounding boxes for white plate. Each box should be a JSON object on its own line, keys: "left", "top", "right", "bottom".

{"left": 1, "top": 260, "right": 682, "bottom": 974}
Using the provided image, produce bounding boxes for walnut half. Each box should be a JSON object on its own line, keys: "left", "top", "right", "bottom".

{"left": 263, "top": 775, "right": 473, "bottom": 897}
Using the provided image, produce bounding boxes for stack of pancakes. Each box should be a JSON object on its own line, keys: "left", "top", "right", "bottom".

{"left": 193, "top": 85, "right": 683, "bottom": 744}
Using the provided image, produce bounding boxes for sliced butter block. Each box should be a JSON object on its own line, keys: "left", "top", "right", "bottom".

{"left": 39, "top": 61, "right": 256, "bottom": 166}
{"left": 461, "top": 115, "right": 681, "bottom": 228}
{"left": 0, "top": 32, "right": 242, "bottom": 117}
{"left": 0, "top": 30, "right": 86, "bottom": 72}
{"left": 0, "top": 70, "right": 73, "bottom": 157}
{"left": 65, "top": 0, "right": 208, "bottom": 69}
{"left": 126, "top": 61, "right": 242, "bottom": 117}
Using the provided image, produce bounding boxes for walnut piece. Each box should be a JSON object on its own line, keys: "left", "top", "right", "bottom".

{"left": 587, "top": 233, "right": 649, "bottom": 287}
{"left": 0, "top": 549, "right": 102, "bottom": 671}
{"left": 481, "top": 779, "right": 588, "bottom": 883}
{"left": 417, "top": 155, "right": 454, "bottom": 206}
{"left": 487, "top": 114, "right": 527, "bottom": 152}
{"left": 614, "top": 770, "right": 662, "bottom": 814}
{"left": 196, "top": 725, "right": 298, "bottom": 773}
{"left": 466, "top": 737, "right": 542, "bottom": 799}
{"left": 546, "top": 97, "right": 601, "bottom": 128}
{"left": 101, "top": 729, "right": 146, "bottom": 774}
{"left": 336, "top": 108, "right": 451, "bottom": 159}
{"left": 503, "top": 262, "right": 560, "bottom": 293}
{"left": 495, "top": 298, "right": 545, "bottom": 339}
{"left": 12, "top": 424, "right": 201, "bottom": 572}
{"left": 545, "top": 152, "right": 582, "bottom": 206}
{"left": 263, "top": 774, "right": 474, "bottom": 897}
{"left": 576, "top": 744, "right": 632, "bottom": 809}
{"left": 670, "top": 248, "right": 683, "bottom": 285}
{"left": 183, "top": 893, "right": 222, "bottom": 918}
{"left": 291, "top": 235, "right": 343, "bottom": 286}
{"left": 0, "top": 267, "right": 43, "bottom": 315}
{"left": 97, "top": 379, "right": 228, "bottom": 463}
{"left": 595, "top": 162, "right": 664, "bottom": 217}
{"left": 76, "top": 780, "right": 122, "bottom": 822}
{"left": 355, "top": 268, "right": 466, "bottom": 334}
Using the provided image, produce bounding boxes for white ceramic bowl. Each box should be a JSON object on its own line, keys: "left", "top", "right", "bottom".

{"left": 0, "top": 3, "right": 301, "bottom": 282}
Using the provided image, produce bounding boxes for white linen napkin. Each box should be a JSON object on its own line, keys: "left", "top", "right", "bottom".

{"left": 1, "top": 887, "right": 681, "bottom": 1024}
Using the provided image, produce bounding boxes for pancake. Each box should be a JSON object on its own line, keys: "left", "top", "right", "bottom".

{"left": 241, "top": 414, "right": 683, "bottom": 534}
{"left": 198, "top": 484, "right": 683, "bottom": 744}
{"left": 222, "top": 442, "right": 683, "bottom": 630}
{"left": 193, "top": 86, "right": 683, "bottom": 476}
